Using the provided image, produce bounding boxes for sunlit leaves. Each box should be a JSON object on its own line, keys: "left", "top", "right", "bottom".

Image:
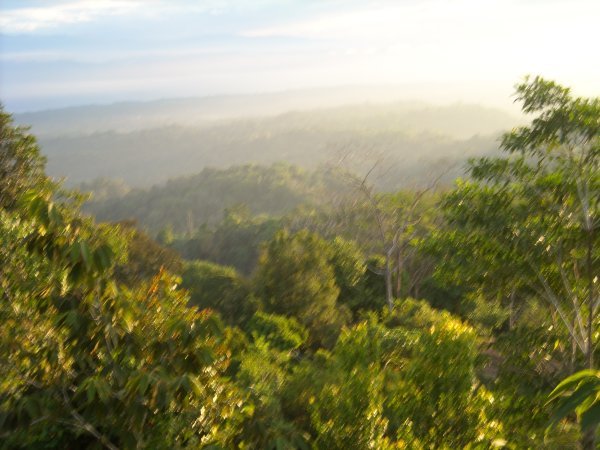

{"left": 420, "top": 77, "right": 600, "bottom": 447}
{"left": 0, "top": 110, "right": 243, "bottom": 448}
{"left": 255, "top": 229, "right": 349, "bottom": 348}
{"left": 548, "top": 370, "right": 600, "bottom": 431}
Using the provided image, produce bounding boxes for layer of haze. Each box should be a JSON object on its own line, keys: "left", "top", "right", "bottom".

{"left": 1, "top": 0, "right": 599, "bottom": 113}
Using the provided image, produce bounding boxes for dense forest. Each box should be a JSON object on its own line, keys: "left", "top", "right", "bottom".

{"left": 21, "top": 101, "right": 515, "bottom": 188}
{"left": 1, "top": 77, "right": 599, "bottom": 449}
{"left": 80, "top": 164, "right": 347, "bottom": 233}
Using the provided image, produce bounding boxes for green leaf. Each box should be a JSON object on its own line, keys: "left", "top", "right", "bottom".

{"left": 69, "top": 262, "right": 84, "bottom": 283}
{"left": 94, "top": 244, "right": 112, "bottom": 270}
{"left": 548, "top": 370, "right": 599, "bottom": 401}
{"left": 48, "top": 202, "right": 62, "bottom": 226}
{"left": 122, "top": 308, "right": 135, "bottom": 332}
{"left": 138, "top": 373, "right": 150, "bottom": 396}
{"left": 581, "top": 400, "right": 600, "bottom": 430}
{"left": 189, "top": 375, "right": 204, "bottom": 397}
{"left": 551, "top": 381, "right": 598, "bottom": 425}
{"left": 79, "top": 241, "right": 92, "bottom": 270}
{"left": 275, "top": 437, "right": 287, "bottom": 450}
{"left": 69, "top": 241, "right": 81, "bottom": 264}
{"left": 23, "top": 398, "right": 39, "bottom": 419}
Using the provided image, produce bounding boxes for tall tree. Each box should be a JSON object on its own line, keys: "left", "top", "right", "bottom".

{"left": 341, "top": 163, "right": 439, "bottom": 310}
{"left": 254, "top": 229, "right": 349, "bottom": 348}
{"left": 0, "top": 109, "right": 243, "bottom": 448}
{"left": 0, "top": 107, "right": 50, "bottom": 209}
{"left": 437, "top": 76, "right": 599, "bottom": 447}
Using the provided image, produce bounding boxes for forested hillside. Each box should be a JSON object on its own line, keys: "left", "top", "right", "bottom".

{"left": 1, "top": 77, "right": 598, "bottom": 449}
{"left": 15, "top": 89, "right": 518, "bottom": 137}
{"left": 28, "top": 101, "right": 513, "bottom": 187}
{"left": 81, "top": 164, "right": 347, "bottom": 233}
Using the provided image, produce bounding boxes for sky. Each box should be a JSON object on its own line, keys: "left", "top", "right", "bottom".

{"left": 1, "top": 0, "right": 599, "bottom": 112}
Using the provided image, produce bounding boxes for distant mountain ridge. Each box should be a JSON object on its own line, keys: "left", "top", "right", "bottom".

{"left": 14, "top": 87, "right": 430, "bottom": 136}
{"left": 21, "top": 99, "right": 516, "bottom": 188}
{"left": 14, "top": 87, "right": 519, "bottom": 137}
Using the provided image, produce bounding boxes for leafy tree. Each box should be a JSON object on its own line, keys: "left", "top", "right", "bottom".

{"left": 113, "top": 220, "right": 183, "bottom": 285}
{"left": 489, "top": 322, "right": 579, "bottom": 448}
{"left": 283, "top": 306, "right": 502, "bottom": 448}
{"left": 156, "top": 224, "right": 175, "bottom": 246}
{"left": 548, "top": 370, "right": 600, "bottom": 441}
{"left": 0, "top": 107, "right": 51, "bottom": 209}
{"left": 255, "top": 229, "right": 350, "bottom": 348}
{"left": 435, "top": 76, "right": 599, "bottom": 447}
{"left": 336, "top": 163, "right": 441, "bottom": 310}
{"left": 233, "top": 339, "right": 310, "bottom": 450}
{"left": 230, "top": 314, "right": 310, "bottom": 448}
{"left": 293, "top": 177, "right": 441, "bottom": 311}
{"left": 387, "top": 312, "right": 501, "bottom": 447}
{"left": 325, "top": 237, "right": 370, "bottom": 316}
{"left": 285, "top": 321, "right": 402, "bottom": 450}
{"left": 434, "top": 77, "right": 599, "bottom": 363}
{"left": 0, "top": 111, "right": 243, "bottom": 448}
{"left": 181, "top": 260, "right": 256, "bottom": 326}
{"left": 84, "top": 163, "right": 336, "bottom": 234}
{"left": 246, "top": 311, "right": 308, "bottom": 352}
{"left": 175, "top": 207, "right": 281, "bottom": 275}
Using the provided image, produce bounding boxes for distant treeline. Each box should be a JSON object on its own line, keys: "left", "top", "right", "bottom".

{"left": 81, "top": 164, "right": 349, "bottom": 234}
{"left": 35, "top": 102, "right": 510, "bottom": 187}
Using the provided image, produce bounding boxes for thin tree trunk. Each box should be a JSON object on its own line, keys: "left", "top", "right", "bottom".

{"left": 570, "top": 315, "right": 577, "bottom": 374}
{"left": 586, "top": 234, "right": 594, "bottom": 370}
{"left": 395, "top": 252, "right": 403, "bottom": 298}
{"left": 581, "top": 228, "right": 596, "bottom": 450}
{"left": 385, "top": 253, "right": 393, "bottom": 311}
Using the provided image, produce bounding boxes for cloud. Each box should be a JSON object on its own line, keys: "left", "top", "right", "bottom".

{"left": 242, "top": 0, "right": 598, "bottom": 45}
{"left": 242, "top": 2, "right": 432, "bottom": 41}
{"left": 0, "top": 0, "right": 145, "bottom": 33}
{"left": 0, "top": 0, "right": 285, "bottom": 34}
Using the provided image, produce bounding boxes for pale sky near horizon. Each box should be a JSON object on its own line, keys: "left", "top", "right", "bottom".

{"left": 1, "top": 0, "right": 598, "bottom": 112}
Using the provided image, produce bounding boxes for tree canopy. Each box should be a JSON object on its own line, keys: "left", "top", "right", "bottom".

{"left": 0, "top": 77, "right": 598, "bottom": 448}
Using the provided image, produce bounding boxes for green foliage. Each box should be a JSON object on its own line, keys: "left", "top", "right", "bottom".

{"left": 255, "top": 229, "right": 350, "bottom": 348}
{"left": 175, "top": 207, "right": 282, "bottom": 275}
{"left": 181, "top": 260, "right": 256, "bottom": 326}
{"left": 485, "top": 322, "right": 579, "bottom": 448}
{"left": 156, "top": 224, "right": 175, "bottom": 246}
{"left": 0, "top": 193, "right": 243, "bottom": 448}
{"left": 0, "top": 111, "right": 243, "bottom": 448}
{"left": 383, "top": 297, "right": 447, "bottom": 330}
{"left": 389, "top": 316, "right": 501, "bottom": 447}
{"left": 246, "top": 312, "right": 308, "bottom": 352}
{"left": 282, "top": 307, "right": 503, "bottom": 448}
{"left": 285, "top": 321, "right": 404, "bottom": 450}
{"left": 429, "top": 76, "right": 600, "bottom": 446}
{"left": 432, "top": 76, "right": 599, "bottom": 361}
{"left": 326, "top": 237, "right": 371, "bottom": 315}
{"left": 292, "top": 189, "right": 444, "bottom": 312}
{"left": 0, "top": 107, "right": 51, "bottom": 210}
{"left": 113, "top": 220, "right": 183, "bottom": 285}
{"left": 548, "top": 370, "right": 600, "bottom": 431}
{"left": 233, "top": 340, "right": 310, "bottom": 450}
{"left": 309, "top": 360, "right": 395, "bottom": 450}
{"left": 2, "top": 78, "right": 597, "bottom": 449}
{"left": 84, "top": 163, "right": 342, "bottom": 234}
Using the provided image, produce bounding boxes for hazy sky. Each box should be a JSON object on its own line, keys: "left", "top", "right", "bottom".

{"left": 1, "top": 0, "right": 599, "bottom": 112}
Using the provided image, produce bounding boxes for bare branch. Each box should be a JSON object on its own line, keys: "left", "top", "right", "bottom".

{"left": 61, "top": 387, "right": 119, "bottom": 450}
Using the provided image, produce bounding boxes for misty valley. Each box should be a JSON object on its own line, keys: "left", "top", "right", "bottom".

{"left": 2, "top": 76, "right": 599, "bottom": 449}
